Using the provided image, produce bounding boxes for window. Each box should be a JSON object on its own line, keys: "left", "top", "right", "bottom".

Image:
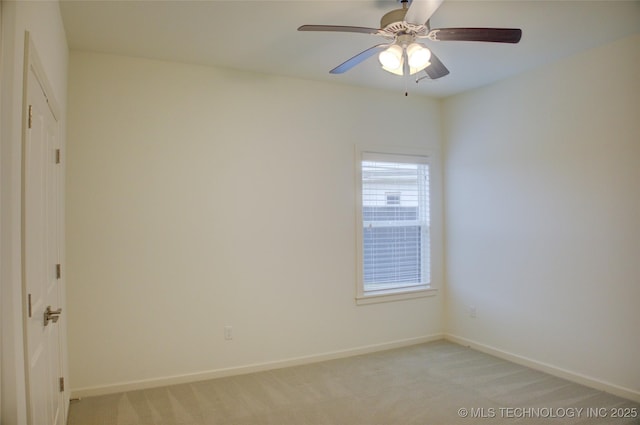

{"left": 356, "top": 147, "right": 437, "bottom": 304}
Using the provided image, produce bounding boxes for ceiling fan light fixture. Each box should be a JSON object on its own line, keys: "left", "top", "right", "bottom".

{"left": 378, "top": 44, "right": 403, "bottom": 70}
{"left": 381, "top": 63, "right": 405, "bottom": 76}
{"left": 379, "top": 43, "right": 431, "bottom": 76}
{"left": 406, "top": 43, "right": 431, "bottom": 70}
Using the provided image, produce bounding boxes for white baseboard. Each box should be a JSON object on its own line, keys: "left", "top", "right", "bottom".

{"left": 71, "top": 334, "right": 444, "bottom": 398}
{"left": 445, "top": 333, "right": 640, "bottom": 403}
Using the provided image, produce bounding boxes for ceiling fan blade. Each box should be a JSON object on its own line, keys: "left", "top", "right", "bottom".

{"left": 423, "top": 51, "right": 449, "bottom": 80}
{"left": 428, "top": 28, "right": 522, "bottom": 43}
{"left": 330, "top": 44, "right": 390, "bottom": 74}
{"left": 298, "top": 25, "right": 381, "bottom": 35}
{"left": 404, "top": 0, "right": 444, "bottom": 25}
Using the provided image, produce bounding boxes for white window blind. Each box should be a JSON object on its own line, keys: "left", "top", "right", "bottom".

{"left": 360, "top": 153, "right": 430, "bottom": 296}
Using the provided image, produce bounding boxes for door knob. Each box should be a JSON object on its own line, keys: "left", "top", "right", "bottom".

{"left": 44, "top": 306, "right": 62, "bottom": 326}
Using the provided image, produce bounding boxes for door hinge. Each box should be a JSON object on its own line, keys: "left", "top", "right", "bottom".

{"left": 59, "top": 377, "right": 65, "bottom": 392}
{"left": 28, "top": 105, "right": 33, "bottom": 129}
{"left": 28, "top": 294, "right": 32, "bottom": 318}
{"left": 56, "top": 264, "right": 62, "bottom": 279}
{"left": 55, "top": 149, "right": 61, "bottom": 164}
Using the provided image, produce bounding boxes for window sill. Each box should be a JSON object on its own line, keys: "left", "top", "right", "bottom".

{"left": 356, "top": 287, "right": 438, "bottom": 306}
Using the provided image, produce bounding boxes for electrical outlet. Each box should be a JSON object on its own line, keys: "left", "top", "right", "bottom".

{"left": 469, "top": 306, "right": 477, "bottom": 318}
{"left": 224, "top": 326, "right": 233, "bottom": 340}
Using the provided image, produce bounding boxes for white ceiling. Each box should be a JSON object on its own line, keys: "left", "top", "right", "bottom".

{"left": 60, "top": 0, "right": 640, "bottom": 98}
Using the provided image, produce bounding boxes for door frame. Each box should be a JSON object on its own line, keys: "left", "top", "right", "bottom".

{"left": 0, "top": 0, "right": 3, "bottom": 414}
{"left": 20, "top": 31, "right": 66, "bottom": 425}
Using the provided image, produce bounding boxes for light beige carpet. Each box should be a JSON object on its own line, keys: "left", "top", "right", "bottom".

{"left": 68, "top": 340, "right": 639, "bottom": 425}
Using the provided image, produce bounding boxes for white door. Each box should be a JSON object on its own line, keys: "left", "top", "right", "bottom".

{"left": 23, "top": 52, "right": 64, "bottom": 425}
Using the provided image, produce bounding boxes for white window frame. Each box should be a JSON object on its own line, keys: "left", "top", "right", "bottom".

{"left": 355, "top": 145, "right": 439, "bottom": 305}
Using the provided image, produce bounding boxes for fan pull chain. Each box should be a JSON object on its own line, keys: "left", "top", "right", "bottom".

{"left": 403, "top": 47, "right": 409, "bottom": 96}
{"left": 404, "top": 65, "right": 410, "bottom": 96}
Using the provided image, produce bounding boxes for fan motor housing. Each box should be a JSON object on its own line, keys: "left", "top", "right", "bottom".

{"left": 380, "top": 8, "right": 408, "bottom": 29}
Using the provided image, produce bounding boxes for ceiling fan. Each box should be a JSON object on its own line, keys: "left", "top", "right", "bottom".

{"left": 298, "top": 0, "right": 522, "bottom": 82}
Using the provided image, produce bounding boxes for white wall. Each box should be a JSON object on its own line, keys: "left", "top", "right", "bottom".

{"left": 443, "top": 34, "right": 640, "bottom": 399}
{"left": 0, "top": 1, "right": 68, "bottom": 424}
{"left": 66, "top": 52, "right": 444, "bottom": 394}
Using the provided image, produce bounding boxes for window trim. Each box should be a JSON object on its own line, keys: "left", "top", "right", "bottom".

{"left": 355, "top": 144, "right": 439, "bottom": 305}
